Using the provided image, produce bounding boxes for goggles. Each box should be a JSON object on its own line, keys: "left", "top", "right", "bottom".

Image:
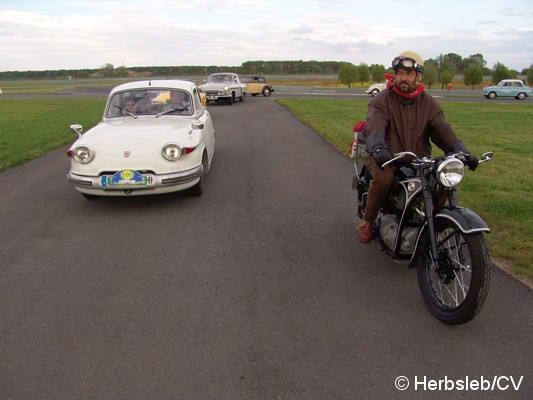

{"left": 392, "top": 56, "right": 419, "bottom": 71}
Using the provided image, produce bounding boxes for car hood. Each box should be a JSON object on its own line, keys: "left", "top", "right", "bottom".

{"left": 69, "top": 117, "right": 206, "bottom": 175}
{"left": 199, "top": 83, "right": 229, "bottom": 90}
{"left": 71, "top": 117, "right": 202, "bottom": 151}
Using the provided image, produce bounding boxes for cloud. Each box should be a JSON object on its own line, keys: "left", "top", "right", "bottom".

{"left": 0, "top": 0, "right": 531, "bottom": 71}
{"left": 289, "top": 24, "right": 315, "bottom": 35}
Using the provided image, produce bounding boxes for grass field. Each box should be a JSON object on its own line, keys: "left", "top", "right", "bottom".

{"left": 1, "top": 95, "right": 531, "bottom": 286}
{"left": 0, "top": 98, "right": 105, "bottom": 171}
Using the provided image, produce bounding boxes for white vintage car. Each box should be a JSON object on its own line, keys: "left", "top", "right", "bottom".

{"left": 198, "top": 72, "right": 246, "bottom": 104}
{"left": 365, "top": 82, "right": 386, "bottom": 96}
{"left": 67, "top": 80, "right": 215, "bottom": 199}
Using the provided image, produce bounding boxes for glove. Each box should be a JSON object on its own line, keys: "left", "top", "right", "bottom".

{"left": 463, "top": 153, "right": 479, "bottom": 171}
{"left": 366, "top": 134, "right": 392, "bottom": 169}
{"left": 372, "top": 147, "right": 393, "bottom": 169}
{"left": 451, "top": 141, "right": 478, "bottom": 171}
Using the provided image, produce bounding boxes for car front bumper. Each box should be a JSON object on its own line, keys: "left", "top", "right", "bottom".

{"left": 67, "top": 164, "right": 202, "bottom": 196}
{"left": 205, "top": 94, "right": 231, "bottom": 101}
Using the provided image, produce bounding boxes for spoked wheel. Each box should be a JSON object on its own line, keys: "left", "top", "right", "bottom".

{"left": 415, "top": 220, "right": 491, "bottom": 324}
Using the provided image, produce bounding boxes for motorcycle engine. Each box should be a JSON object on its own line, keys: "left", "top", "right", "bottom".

{"left": 400, "top": 226, "right": 419, "bottom": 253}
{"left": 379, "top": 214, "right": 398, "bottom": 250}
{"left": 379, "top": 214, "right": 420, "bottom": 253}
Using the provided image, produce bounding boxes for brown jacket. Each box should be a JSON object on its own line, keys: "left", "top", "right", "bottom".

{"left": 363, "top": 88, "right": 459, "bottom": 157}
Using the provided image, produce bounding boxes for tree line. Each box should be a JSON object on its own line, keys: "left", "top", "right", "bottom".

{"left": 2, "top": 54, "right": 532, "bottom": 87}
{"left": 338, "top": 53, "right": 533, "bottom": 89}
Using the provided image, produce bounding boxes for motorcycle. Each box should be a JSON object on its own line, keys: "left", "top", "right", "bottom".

{"left": 353, "top": 150, "right": 493, "bottom": 324}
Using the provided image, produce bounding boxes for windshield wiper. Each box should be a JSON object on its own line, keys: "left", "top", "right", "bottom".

{"left": 155, "top": 107, "right": 190, "bottom": 118}
{"left": 113, "top": 105, "right": 137, "bottom": 118}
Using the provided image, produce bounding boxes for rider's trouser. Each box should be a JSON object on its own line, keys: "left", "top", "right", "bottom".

{"left": 362, "top": 155, "right": 395, "bottom": 224}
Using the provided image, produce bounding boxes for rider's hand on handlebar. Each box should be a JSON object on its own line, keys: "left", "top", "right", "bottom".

{"left": 372, "top": 148, "right": 393, "bottom": 169}
{"left": 463, "top": 152, "right": 479, "bottom": 171}
{"left": 451, "top": 141, "right": 478, "bottom": 171}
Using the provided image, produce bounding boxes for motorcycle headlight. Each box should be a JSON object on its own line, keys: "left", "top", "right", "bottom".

{"left": 162, "top": 143, "right": 183, "bottom": 161}
{"left": 71, "top": 145, "right": 94, "bottom": 164}
{"left": 436, "top": 158, "right": 464, "bottom": 187}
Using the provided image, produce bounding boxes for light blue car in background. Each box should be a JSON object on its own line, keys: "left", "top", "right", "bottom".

{"left": 483, "top": 79, "right": 532, "bottom": 100}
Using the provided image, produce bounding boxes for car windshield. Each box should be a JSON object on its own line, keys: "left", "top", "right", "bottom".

{"left": 207, "top": 74, "right": 233, "bottom": 83}
{"left": 106, "top": 89, "right": 193, "bottom": 118}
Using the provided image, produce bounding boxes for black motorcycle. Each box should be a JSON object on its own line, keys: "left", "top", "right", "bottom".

{"left": 354, "top": 151, "right": 493, "bottom": 324}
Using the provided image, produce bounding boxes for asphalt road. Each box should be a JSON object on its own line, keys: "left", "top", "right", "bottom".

{"left": 1, "top": 96, "right": 532, "bottom": 399}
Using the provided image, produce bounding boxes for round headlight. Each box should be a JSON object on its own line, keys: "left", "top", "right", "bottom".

{"left": 162, "top": 143, "right": 183, "bottom": 161}
{"left": 72, "top": 145, "right": 94, "bottom": 164}
{"left": 436, "top": 158, "right": 464, "bottom": 187}
{"left": 223, "top": 85, "right": 229, "bottom": 91}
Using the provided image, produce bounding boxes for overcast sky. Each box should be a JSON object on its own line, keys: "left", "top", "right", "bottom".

{"left": 1, "top": 0, "right": 532, "bottom": 72}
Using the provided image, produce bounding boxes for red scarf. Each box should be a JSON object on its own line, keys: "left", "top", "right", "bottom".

{"left": 385, "top": 73, "right": 424, "bottom": 99}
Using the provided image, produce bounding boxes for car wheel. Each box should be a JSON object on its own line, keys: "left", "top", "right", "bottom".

{"left": 189, "top": 174, "right": 203, "bottom": 196}
{"left": 488, "top": 92, "right": 497, "bottom": 99}
{"left": 371, "top": 89, "right": 380, "bottom": 96}
{"left": 189, "top": 154, "right": 208, "bottom": 196}
{"left": 240, "top": 92, "right": 245, "bottom": 102}
{"left": 228, "top": 94, "right": 234, "bottom": 105}
{"left": 516, "top": 93, "right": 526, "bottom": 100}
{"left": 262, "top": 87, "right": 271, "bottom": 97}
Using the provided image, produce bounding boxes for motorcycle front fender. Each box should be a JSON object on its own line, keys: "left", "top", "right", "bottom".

{"left": 436, "top": 207, "right": 490, "bottom": 234}
{"left": 408, "top": 207, "right": 490, "bottom": 268}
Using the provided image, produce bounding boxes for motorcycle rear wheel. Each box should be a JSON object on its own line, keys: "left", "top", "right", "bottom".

{"left": 415, "top": 220, "right": 491, "bottom": 324}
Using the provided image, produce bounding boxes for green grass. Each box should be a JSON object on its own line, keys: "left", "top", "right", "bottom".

{"left": 0, "top": 98, "right": 105, "bottom": 171}
{"left": 276, "top": 98, "right": 533, "bottom": 284}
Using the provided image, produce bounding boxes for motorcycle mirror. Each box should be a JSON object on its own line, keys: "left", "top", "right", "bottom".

{"left": 479, "top": 152, "right": 493, "bottom": 163}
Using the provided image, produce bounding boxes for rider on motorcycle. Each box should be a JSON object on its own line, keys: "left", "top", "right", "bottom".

{"left": 358, "top": 50, "right": 479, "bottom": 244}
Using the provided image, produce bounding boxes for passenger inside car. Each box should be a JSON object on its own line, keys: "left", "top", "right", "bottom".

{"left": 134, "top": 94, "right": 154, "bottom": 114}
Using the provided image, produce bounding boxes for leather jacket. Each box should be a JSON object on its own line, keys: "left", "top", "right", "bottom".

{"left": 363, "top": 88, "right": 460, "bottom": 157}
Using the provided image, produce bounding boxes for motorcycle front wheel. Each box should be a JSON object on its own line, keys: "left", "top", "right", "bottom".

{"left": 415, "top": 220, "right": 491, "bottom": 324}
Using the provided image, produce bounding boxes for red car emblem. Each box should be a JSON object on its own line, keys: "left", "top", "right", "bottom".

{"left": 124, "top": 151, "right": 131, "bottom": 158}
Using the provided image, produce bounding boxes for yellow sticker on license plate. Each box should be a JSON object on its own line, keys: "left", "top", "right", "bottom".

{"left": 102, "top": 170, "right": 152, "bottom": 187}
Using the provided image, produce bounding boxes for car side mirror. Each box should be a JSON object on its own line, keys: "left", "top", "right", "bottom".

{"left": 70, "top": 124, "right": 84, "bottom": 138}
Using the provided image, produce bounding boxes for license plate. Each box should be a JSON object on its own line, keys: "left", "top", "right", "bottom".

{"left": 102, "top": 169, "right": 152, "bottom": 187}
{"left": 207, "top": 95, "right": 217, "bottom": 100}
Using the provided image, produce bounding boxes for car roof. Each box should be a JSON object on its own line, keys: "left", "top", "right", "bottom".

{"left": 109, "top": 79, "right": 196, "bottom": 94}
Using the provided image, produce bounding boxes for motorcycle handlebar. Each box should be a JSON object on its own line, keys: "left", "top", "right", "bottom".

{"left": 381, "top": 151, "right": 418, "bottom": 168}
{"left": 381, "top": 151, "right": 493, "bottom": 168}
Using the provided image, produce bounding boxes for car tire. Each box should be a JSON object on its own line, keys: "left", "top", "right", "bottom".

{"left": 371, "top": 89, "right": 380, "bottom": 96}
{"left": 240, "top": 92, "right": 245, "bottom": 102}
{"left": 488, "top": 92, "right": 497, "bottom": 99}
{"left": 262, "top": 87, "right": 271, "bottom": 97}
{"left": 189, "top": 175, "right": 204, "bottom": 196}
{"left": 228, "top": 94, "right": 234, "bottom": 105}
{"left": 189, "top": 155, "right": 208, "bottom": 196}
{"left": 516, "top": 93, "right": 526, "bottom": 100}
